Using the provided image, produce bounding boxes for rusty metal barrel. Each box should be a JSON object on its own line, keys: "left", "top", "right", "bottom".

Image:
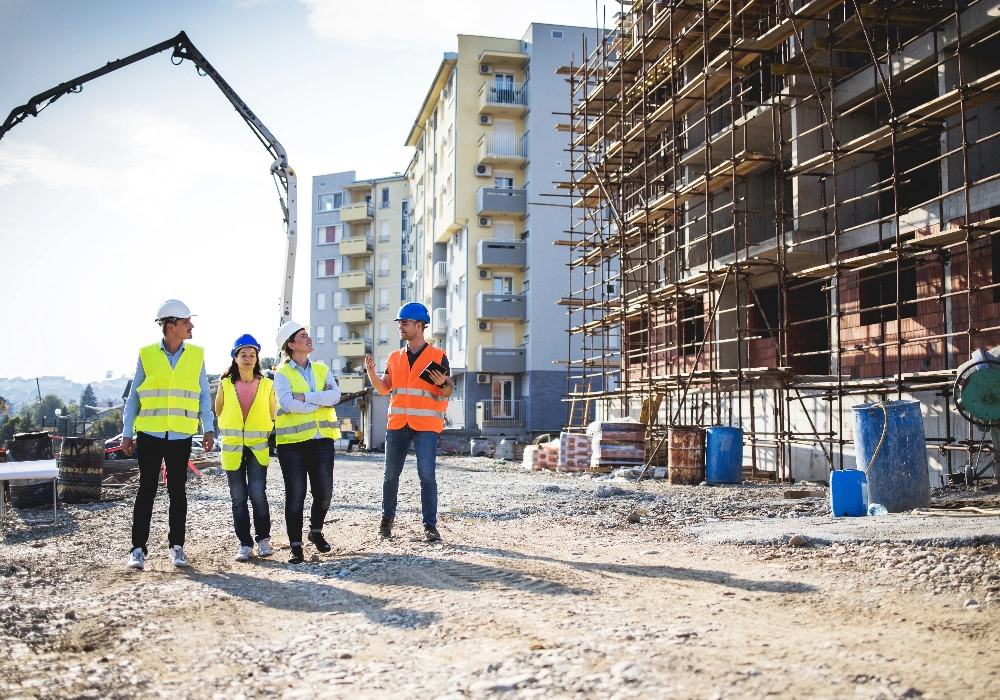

{"left": 668, "top": 426, "right": 706, "bottom": 485}
{"left": 57, "top": 437, "right": 104, "bottom": 503}
{"left": 7, "top": 432, "right": 55, "bottom": 508}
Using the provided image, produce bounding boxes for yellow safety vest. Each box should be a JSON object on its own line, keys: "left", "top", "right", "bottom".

{"left": 218, "top": 376, "right": 274, "bottom": 470}
{"left": 134, "top": 343, "right": 204, "bottom": 435}
{"left": 274, "top": 362, "right": 341, "bottom": 444}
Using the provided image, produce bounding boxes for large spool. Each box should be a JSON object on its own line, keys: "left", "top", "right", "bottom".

{"left": 8, "top": 432, "right": 54, "bottom": 509}
{"left": 57, "top": 437, "right": 104, "bottom": 503}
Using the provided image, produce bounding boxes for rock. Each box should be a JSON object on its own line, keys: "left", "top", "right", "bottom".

{"left": 611, "top": 662, "right": 640, "bottom": 680}
{"left": 965, "top": 598, "right": 979, "bottom": 607}
{"left": 310, "top": 555, "right": 320, "bottom": 563}
{"left": 596, "top": 486, "right": 628, "bottom": 498}
{"left": 349, "top": 564, "right": 361, "bottom": 572}
{"left": 639, "top": 550, "right": 659, "bottom": 555}
{"left": 788, "top": 535, "right": 810, "bottom": 547}
{"left": 625, "top": 511, "right": 642, "bottom": 524}
{"left": 64, "top": 610, "right": 76, "bottom": 620}
{"left": 539, "top": 485, "right": 561, "bottom": 493}
{"left": 331, "top": 649, "right": 352, "bottom": 659}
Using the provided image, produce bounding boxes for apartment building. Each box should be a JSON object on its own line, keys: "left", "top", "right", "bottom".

{"left": 404, "top": 24, "right": 593, "bottom": 436}
{"left": 311, "top": 171, "right": 409, "bottom": 448}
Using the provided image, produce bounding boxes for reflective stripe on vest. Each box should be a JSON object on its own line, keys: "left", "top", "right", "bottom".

{"left": 134, "top": 343, "right": 203, "bottom": 435}
{"left": 386, "top": 345, "right": 448, "bottom": 433}
{"left": 218, "top": 376, "right": 275, "bottom": 470}
{"left": 274, "top": 362, "right": 341, "bottom": 444}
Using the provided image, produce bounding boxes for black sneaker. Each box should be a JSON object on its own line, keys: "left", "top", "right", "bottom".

{"left": 424, "top": 525, "right": 441, "bottom": 543}
{"left": 378, "top": 516, "right": 394, "bottom": 539}
{"left": 308, "top": 531, "right": 331, "bottom": 553}
{"left": 288, "top": 545, "right": 304, "bottom": 564}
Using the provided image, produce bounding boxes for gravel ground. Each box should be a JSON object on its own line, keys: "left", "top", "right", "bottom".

{"left": 2, "top": 453, "right": 1000, "bottom": 699}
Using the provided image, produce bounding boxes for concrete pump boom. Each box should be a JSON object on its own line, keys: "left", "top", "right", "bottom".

{"left": 0, "top": 31, "right": 297, "bottom": 327}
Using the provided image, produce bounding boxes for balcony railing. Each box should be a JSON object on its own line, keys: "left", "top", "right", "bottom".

{"left": 476, "top": 292, "right": 526, "bottom": 320}
{"left": 477, "top": 187, "right": 527, "bottom": 216}
{"left": 432, "top": 307, "right": 447, "bottom": 335}
{"left": 478, "top": 81, "right": 528, "bottom": 115}
{"left": 339, "top": 270, "right": 373, "bottom": 289}
{"left": 378, "top": 269, "right": 391, "bottom": 277}
{"left": 377, "top": 303, "right": 390, "bottom": 311}
{"left": 433, "top": 261, "right": 448, "bottom": 289}
{"left": 337, "top": 338, "right": 372, "bottom": 357}
{"left": 445, "top": 400, "right": 466, "bottom": 430}
{"left": 477, "top": 346, "right": 526, "bottom": 373}
{"left": 338, "top": 304, "right": 371, "bottom": 324}
{"left": 478, "top": 132, "right": 527, "bottom": 163}
{"left": 476, "top": 238, "right": 526, "bottom": 268}
{"left": 340, "top": 201, "right": 374, "bottom": 223}
{"left": 339, "top": 235, "right": 373, "bottom": 257}
{"left": 336, "top": 375, "right": 365, "bottom": 393}
{"left": 477, "top": 399, "right": 525, "bottom": 429}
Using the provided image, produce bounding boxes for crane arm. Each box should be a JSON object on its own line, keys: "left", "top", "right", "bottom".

{"left": 0, "top": 31, "right": 296, "bottom": 326}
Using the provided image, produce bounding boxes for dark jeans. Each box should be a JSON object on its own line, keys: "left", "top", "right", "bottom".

{"left": 226, "top": 448, "right": 271, "bottom": 547}
{"left": 383, "top": 427, "right": 439, "bottom": 526}
{"left": 277, "top": 438, "right": 335, "bottom": 546}
{"left": 131, "top": 432, "right": 191, "bottom": 553}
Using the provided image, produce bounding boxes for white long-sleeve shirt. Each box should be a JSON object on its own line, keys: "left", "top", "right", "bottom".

{"left": 273, "top": 359, "right": 341, "bottom": 440}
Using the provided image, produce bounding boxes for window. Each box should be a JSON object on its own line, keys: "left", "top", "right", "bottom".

{"left": 318, "top": 225, "right": 342, "bottom": 244}
{"left": 317, "top": 192, "right": 342, "bottom": 211}
{"left": 316, "top": 292, "right": 326, "bottom": 311}
{"left": 315, "top": 326, "right": 325, "bottom": 343}
{"left": 494, "top": 171, "right": 514, "bottom": 189}
{"left": 379, "top": 254, "right": 390, "bottom": 276}
{"left": 493, "top": 276, "right": 513, "bottom": 294}
{"left": 858, "top": 244, "right": 917, "bottom": 325}
{"left": 458, "top": 325, "right": 466, "bottom": 352}
{"left": 331, "top": 325, "right": 343, "bottom": 341}
{"left": 551, "top": 29, "right": 563, "bottom": 39}
{"left": 332, "top": 291, "right": 344, "bottom": 308}
{"left": 316, "top": 258, "right": 342, "bottom": 278}
{"left": 458, "top": 274, "right": 466, "bottom": 301}
{"left": 378, "top": 323, "right": 388, "bottom": 344}
{"left": 379, "top": 220, "right": 390, "bottom": 242}
{"left": 378, "top": 356, "right": 388, "bottom": 373}
{"left": 445, "top": 174, "right": 453, "bottom": 200}
{"left": 379, "top": 287, "right": 389, "bottom": 311}
{"left": 682, "top": 300, "right": 704, "bottom": 356}
{"left": 380, "top": 187, "right": 390, "bottom": 208}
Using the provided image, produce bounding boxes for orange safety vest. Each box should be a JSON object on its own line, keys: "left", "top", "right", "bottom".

{"left": 386, "top": 344, "right": 449, "bottom": 433}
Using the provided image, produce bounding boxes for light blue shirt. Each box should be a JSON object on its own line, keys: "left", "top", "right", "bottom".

{"left": 273, "top": 358, "right": 341, "bottom": 440}
{"left": 122, "top": 340, "right": 214, "bottom": 440}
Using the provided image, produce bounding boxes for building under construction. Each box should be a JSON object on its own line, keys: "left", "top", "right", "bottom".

{"left": 562, "top": 0, "right": 1000, "bottom": 483}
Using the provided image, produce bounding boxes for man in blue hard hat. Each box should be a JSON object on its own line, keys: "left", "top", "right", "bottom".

{"left": 365, "top": 302, "right": 453, "bottom": 542}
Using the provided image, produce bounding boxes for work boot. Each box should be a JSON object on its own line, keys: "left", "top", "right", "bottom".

{"left": 308, "top": 530, "right": 331, "bottom": 553}
{"left": 288, "top": 545, "right": 304, "bottom": 564}
{"left": 424, "top": 525, "right": 441, "bottom": 543}
{"left": 378, "top": 516, "right": 394, "bottom": 539}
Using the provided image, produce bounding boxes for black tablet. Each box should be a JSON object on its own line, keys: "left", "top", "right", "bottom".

{"left": 418, "top": 360, "right": 448, "bottom": 385}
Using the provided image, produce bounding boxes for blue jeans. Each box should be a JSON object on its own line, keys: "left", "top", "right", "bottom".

{"left": 226, "top": 448, "right": 271, "bottom": 547}
{"left": 277, "top": 438, "right": 335, "bottom": 546}
{"left": 383, "top": 427, "right": 439, "bottom": 526}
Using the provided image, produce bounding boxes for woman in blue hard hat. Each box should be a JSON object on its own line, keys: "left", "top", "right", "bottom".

{"left": 215, "top": 334, "right": 276, "bottom": 562}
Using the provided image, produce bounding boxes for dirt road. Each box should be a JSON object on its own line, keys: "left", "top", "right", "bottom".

{"left": 2, "top": 453, "right": 999, "bottom": 699}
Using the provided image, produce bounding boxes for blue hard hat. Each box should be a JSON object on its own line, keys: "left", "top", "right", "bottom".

{"left": 394, "top": 302, "right": 431, "bottom": 324}
{"left": 231, "top": 333, "right": 262, "bottom": 358}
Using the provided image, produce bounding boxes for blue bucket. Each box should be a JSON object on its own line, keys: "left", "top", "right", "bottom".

{"left": 852, "top": 400, "right": 930, "bottom": 513}
{"left": 706, "top": 426, "right": 743, "bottom": 483}
{"left": 830, "top": 469, "right": 868, "bottom": 517}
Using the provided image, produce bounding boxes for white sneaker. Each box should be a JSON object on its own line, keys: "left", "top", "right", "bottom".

{"left": 126, "top": 548, "right": 145, "bottom": 570}
{"left": 169, "top": 545, "right": 188, "bottom": 567}
{"left": 257, "top": 538, "right": 273, "bottom": 558}
{"left": 235, "top": 545, "right": 252, "bottom": 562}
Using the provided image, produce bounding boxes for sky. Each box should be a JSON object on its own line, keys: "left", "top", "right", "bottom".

{"left": 0, "top": 0, "right": 614, "bottom": 383}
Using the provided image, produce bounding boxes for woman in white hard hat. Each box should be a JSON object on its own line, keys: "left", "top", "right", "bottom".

{"left": 215, "top": 334, "right": 275, "bottom": 562}
{"left": 272, "top": 321, "right": 341, "bottom": 564}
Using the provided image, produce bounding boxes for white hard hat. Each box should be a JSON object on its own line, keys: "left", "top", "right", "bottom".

{"left": 155, "top": 299, "right": 193, "bottom": 321}
{"left": 276, "top": 321, "right": 306, "bottom": 349}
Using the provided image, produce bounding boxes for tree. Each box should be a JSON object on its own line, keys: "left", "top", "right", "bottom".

{"left": 1, "top": 414, "right": 35, "bottom": 444}
{"left": 80, "top": 384, "right": 98, "bottom": 420}
{"left": 260, "top": 356, "right": 277, "bottom": 371}
{"left": 89, "top": 410, "right": 123, "bottom": 440}
{"left": 0, "top": 396, "right": 8, "bottom": 419}
{"left": 32, "top": 394, "right": 67, "bottom": 426}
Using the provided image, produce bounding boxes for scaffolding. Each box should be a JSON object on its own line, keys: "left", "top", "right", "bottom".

{"left": 562, "top": 0, "right": 1000, "bottom": 481}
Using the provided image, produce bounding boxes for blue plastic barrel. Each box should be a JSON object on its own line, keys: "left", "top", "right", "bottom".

{"left": 705, "top": 426, "right": 743, "bottom": 483}
{"left": 852, "top": 400, "right": 930, "bottom": 512}
{"left": 830, "top": 469, "right": 868, "bottom": 517}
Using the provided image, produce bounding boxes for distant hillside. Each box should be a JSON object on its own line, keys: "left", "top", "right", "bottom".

{"left": 0, "top": 376, "right": 131, "bottom": 413}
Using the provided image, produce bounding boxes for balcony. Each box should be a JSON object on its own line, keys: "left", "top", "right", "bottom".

{"left": 339, "top": 270, "right": 373, "bottom": 290}
{"left": 477, "top": 346, "right": 526, "bottom": 373}
{"left": 478, "top": 81, "right": 527, "bottom": 116}
{"left": 476, "top": 399, "right": 525, "bottom": 429}
{"left": 340, "top": 201, "right": 374, "bottom": 223}
{"left": 477, "top": 187, "right": 526, "bottom": 217}
{"left": 338, "top": 339, "right": 372, "bottom": 357}
{"left": 476, "top": 292, "right": 526, "bottom": 321}
{"left": 433, "top": 261, "right": 448, "bottom": 289}
{"left": 432, "top": 308, "right": 447, "bottom": 336}
{"left": 477, "top": 239, "right": 526, "bottom": 269}
{"left": 337, "top": 375, "right": 365, "bottom": 394}
{"left": 338, "top": 304, "right": 371, "bottom": 324}
{"left": 478, "top": 132, "right": 527, "bottom": 165}
{"left": 340, "top": 235, "right": 373, "bottom": 257}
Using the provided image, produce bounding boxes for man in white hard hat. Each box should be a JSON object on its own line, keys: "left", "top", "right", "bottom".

{"left": 122, "top": 299, "right": 214, "bottom": 570}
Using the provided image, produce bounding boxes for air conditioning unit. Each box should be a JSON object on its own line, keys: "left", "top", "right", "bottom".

{"left": 478, "top": 216, "right": 492, "bottom": 227}
{"left": 474, "top": 163, "right": 492, "bottom": 177}
{"left": 479, "top": 64, "right": 493, "bottom": 75}
{"left": 478, "top": 114, "right": 493, "bottom": 126}
{"left": 477, "top": 321, "right": 492, "bottom": 332}
{"left": 477, "top": 373, "right": 491, "bottom": 384}
{"left": 477, "top": 269, "right": 492, "bottom": 280}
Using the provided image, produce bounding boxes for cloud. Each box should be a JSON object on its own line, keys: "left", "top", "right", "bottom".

{"left": 297, "top": 0, "right": 616, "bottom": 49}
